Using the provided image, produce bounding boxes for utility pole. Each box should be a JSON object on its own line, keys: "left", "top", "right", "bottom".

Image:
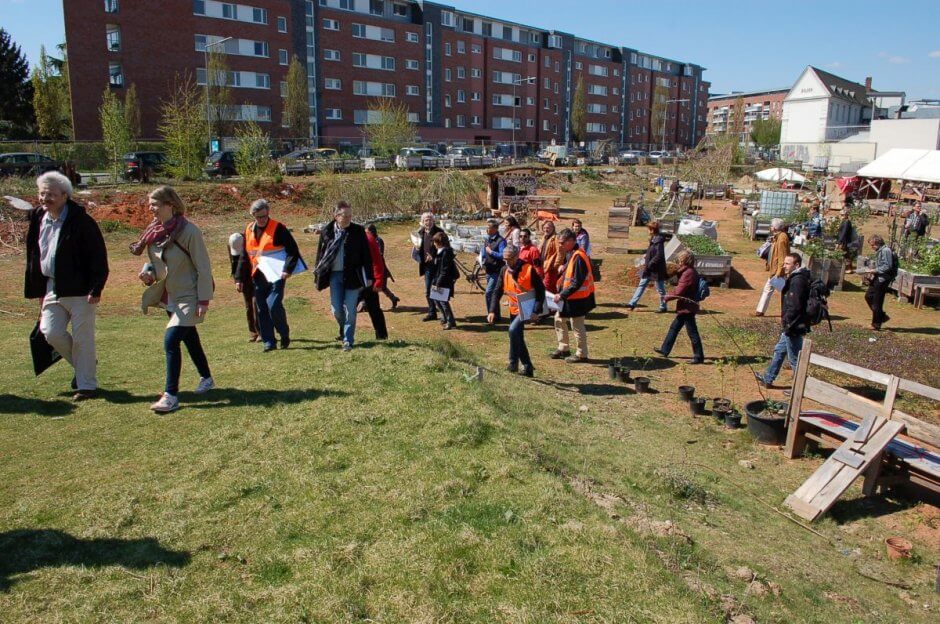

{"left": 511, "top": 76, "right": 537, "bottom": 161}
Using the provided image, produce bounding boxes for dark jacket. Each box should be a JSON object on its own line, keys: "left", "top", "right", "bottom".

{"left": 557, "top": 246, "right": 596, "bottom": 318}
{"left": 665, "top": 265, "right": 699, "bottom": 315}
{"left": 641, "top": 233, "right": 667, "bottom": 280}
{"left": 912, "top": 212, "right": 929, "bottom": 237}
{"left": 24, "top": 200, "right": 109, "bottom": 299}
{"left": 314, "top": 221, "right": 374, "bottom": 291}
{"left": 836, "top": 218, "right": 854, "bottom": 248}
{"left": 431, "top": 246, "right": 457, "bottom": 294}
{"left": 489, "top": 260, "right": 546, "bottom": 315}
{"left": 235, "top": 220, "right": 301, "bottom": 282}
{"left": 481, "top": 232, "right": 507, "bottom": 275}
{"left": 418, "top": 225, "right": 444, "bottom": 276}
{"left": 780, "top": 267, "right": 811, "bottom": 336}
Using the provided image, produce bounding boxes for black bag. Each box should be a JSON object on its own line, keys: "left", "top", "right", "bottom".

{"left": 591, "top": 259, "right": 602, "bottom": 282}
{"left": 884, "top": 249, "right": 899, "bottom": 282}
{"left": 806, "top": 279, "right": 832, "bottom": 331}
{"left": 30, "top": 321, "right": 62, "bottom": 376}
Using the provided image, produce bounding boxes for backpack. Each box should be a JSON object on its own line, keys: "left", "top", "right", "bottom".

{"left": 884, "top": 248, "right": 899, "bottom": 282}
{"left": 806, "top": 279, "right": 832, "bottom": 331}
{"left": 696, "top": 277, "right": 711, "bottom": 302}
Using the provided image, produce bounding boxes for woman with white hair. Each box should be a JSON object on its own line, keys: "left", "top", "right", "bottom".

{"left": 24, "top": 171, "right": 109, "bottom": 401}
{"left": 755, "top": 217, "right": 791, "bottom": 316}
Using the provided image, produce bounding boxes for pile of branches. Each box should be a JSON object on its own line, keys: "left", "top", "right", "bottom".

{"left": 0, "top": 203, "right": 30, "bottom": 252}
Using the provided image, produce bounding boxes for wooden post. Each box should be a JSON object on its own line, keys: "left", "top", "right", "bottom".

{"left": 883, "top": 376, "right": 900, "bottom": 419}
{"left": 784, "top": 338, "right": 813, "bottom": 459}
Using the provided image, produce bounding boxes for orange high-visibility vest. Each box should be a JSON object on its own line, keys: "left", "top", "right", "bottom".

{"left": 503, "top": 262, "right": 534, "bottom": 316}
{"left": 560, "top": 248, "right": 594, "bottom": 300}
{"left": 244, "top": 219, "right": 284, "bottom": 276}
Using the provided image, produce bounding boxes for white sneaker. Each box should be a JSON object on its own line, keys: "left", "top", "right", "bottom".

{"left": 194, "top": 377, "right": 215, "bottom": 394}
{"left": 150, "top": 393, "right": 180, "bottom": 413}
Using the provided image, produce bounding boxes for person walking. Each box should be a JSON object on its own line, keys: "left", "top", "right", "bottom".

{"left": 488, "top": 244, "right": 545, "bottom": 377}
{"left": 755, "top": 218, "right": 791, "bottom": 316}
{"left": 136, "top": 186, "right": 215, "bottom": 414}
{"left": 539, "top": 220, "right": 563, "bottom": 294}
{"left": 362, "top": 225, "right": 388, "bottom": 340}
{"left": 755, "top": 253, "right": 810, "bottom": 387}
{"left": 228, "top": 233, "right": 258, "bottom": 342}
{"left": 654, "top": 251, "right": 704, "bottom": 364}
{"left": 25, "top": 172, "right": 109, "bottom": 401}
{"left": 430, "top": 232, "right": 458, "bottom": 330}
{"left": 836, "top": 209, "right": 856, "bottom": 272}
{"left": 416, "top": 212, "right": 443, "bottom": 321}
{"left": 863, "top": 235, "right": 897, "bottom": 331}
{"left": 550, "top": 228, "right": 595, "bottom": 363}
{"left": 502, "top": 215, "right": 522, "bottom": 248}
{"left": 315, "top": 201, "right": 374, "bottom": 351}
{"left": 481, "top": 218, "right": 507, "bottom": 324}
{"left": 571, "top": 219, "right": 592, "bottom": 256}
{"left": 366, "top": 223, "right": 400, "bottom": 310}
{"left": 235, "top": 199, "right": 302, "bottom": 352}
{"left": 626, "top": 221, "right": 667, "bottom": 312}
{"left": 805, "top": 206, "right": 823, "bottom": 239}
{"left": 518, "top": 228, "right": 542, "bottom": 276}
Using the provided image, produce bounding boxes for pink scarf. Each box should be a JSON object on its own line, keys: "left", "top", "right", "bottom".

{"left": 129, "top": 215, "right": 185, "bottom": 255}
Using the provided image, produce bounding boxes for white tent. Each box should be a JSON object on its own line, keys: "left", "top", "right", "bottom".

{"left": 856, "top": 148, "right": 940, "bottom": 184}
{"left": 755, "top": 167, "right": 807, "bottom": 183}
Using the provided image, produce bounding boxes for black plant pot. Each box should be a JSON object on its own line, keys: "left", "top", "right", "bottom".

{"left": 634, "top": 376, "right": 651, "bottom": 393}
{"left": 678, "top": 385, "right": 695, "bottom": 402}
{"left": 744, "top": 399, "right": 788, "bottom": 445}
{"left": 725, "top": 411, "right": 743, "bottom": 429}
{"left": 617, "top": 368, "right": 632, "bottom": 383}
{"left": 689, "top": 397, "right": 707, "bottom": 416}
{"left": 608, "top": 361, "right": 619, "bottom": 380}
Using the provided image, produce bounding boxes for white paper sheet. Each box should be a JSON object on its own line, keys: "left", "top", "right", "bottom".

{"left": 515, "top": 290, "right": 538, "bottom": 321}
{"left": 256, "top": 250, "right": 307, "bottom": 283}
{"left": 429, "top": 286, "right": 451, "bottom": 302}
{"left": 545, "top": 296, "right": 562, "bottom": 312}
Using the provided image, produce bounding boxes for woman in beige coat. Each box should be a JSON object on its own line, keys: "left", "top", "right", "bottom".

{"left": 133, "top": 186, "right": 215, "bottom": 413}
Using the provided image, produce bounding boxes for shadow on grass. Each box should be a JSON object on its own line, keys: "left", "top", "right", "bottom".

{"left": 610, "top": 356, "right": 677, "bottom": 372}
{"left": 532, "top": 379, "right": 637, "bottom": 396}
{"left": 828, "top": 495, "right": 918, "bottom": 524}
{"left": 0, "top": 395, "right": 75, "bottom": 417}
{"left": 591, "top": 310, "right": 630, "bottom": 320}
{"left": 888, "top": 326, "right": 940, "bottom": 336}
{"left": 180, "top": 387, "right": 349, "bottom": 408}
{"left": 0, "top": 529, "right": 190, "bottom": 591}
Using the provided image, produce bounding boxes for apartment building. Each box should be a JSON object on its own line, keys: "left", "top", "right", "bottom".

{"left": 65, "top": 0, "right": 709, "bottom": 150}
{"left": 706, "top": 88, "right": 788, "bottom": 136}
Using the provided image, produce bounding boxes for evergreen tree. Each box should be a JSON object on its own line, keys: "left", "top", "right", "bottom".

{"left": 570, "top": 75, "right": 587, "bottom": 143}
{"left": 32, "top": 45, "right": 72, "bottom": 140}
{"left": 283, "top": 57, "right": 310, "bottom": 139}
{"left": 0, "top": 28, "right": 35, "bottom": 139}
{"left": 124, "top": 83, "right": 142, "bottom": 140}
{"left": 99, "top": 88, "right": 132, "bottom": 180}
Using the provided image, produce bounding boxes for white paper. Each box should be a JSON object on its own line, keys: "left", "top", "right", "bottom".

{"left": 256, "top": 250, "right": 307, "bottom": 283}
{"left": 545, "top": 296, "right": 562, "bottom": 312}
{"left": 429, "top": 286, "right": 451, "bottom": 302}
{"left": 514, "top": 290, "right": 538, "bottom": 321}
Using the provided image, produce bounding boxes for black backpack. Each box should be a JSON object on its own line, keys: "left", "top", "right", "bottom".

{"left": 806, "top": 279, "right": 832, "bottom": 331}
{"left": 884, "top": 249, "right": 899, "bottom": 282}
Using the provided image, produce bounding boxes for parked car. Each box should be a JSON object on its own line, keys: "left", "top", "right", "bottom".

{"left": 396, "top": 147, "right": 443, "bottom": 169}
{"left": 445, "top": 146, "right": 483, "bottom": 158}
{"left": 647, "top": 150, "right": 669, "bottom": 161}
{"left": 616, "top": 150, "right": 647, "bottom": 163}
{"left": 278, "top": 148, "right": 339, "bottom": 175}
{"left": 0, "top": 152, "right": 63, "bottom": 177}
{"left": 204, "top": 150, "right": 237, "bottom": 177}
{"left": 122, "top": 151, "right": 168, "bottom": 181}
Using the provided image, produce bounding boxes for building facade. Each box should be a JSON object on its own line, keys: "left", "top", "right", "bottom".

{"left": 706, "top": 88, "right": 787, "bottom": 136}
{"left": 65, "top": 0, "right": 709, "bottom": 150}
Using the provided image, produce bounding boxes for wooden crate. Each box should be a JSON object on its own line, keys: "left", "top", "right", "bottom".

{"left": 607, "top": 203, "right": 638, "bottom": 254}
{"left": 807, "top": 257, "right": 846, "bottom": 291}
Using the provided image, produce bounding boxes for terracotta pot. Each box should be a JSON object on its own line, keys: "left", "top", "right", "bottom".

{"left": 885, "top": 537, "right": 912, "bottom": 560}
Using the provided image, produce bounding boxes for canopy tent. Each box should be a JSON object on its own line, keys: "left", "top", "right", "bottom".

{"left": 855, "top": 149, "right": 940, "bottom": 199}
{"left": 755, "top": 167, "right": 807, "bottom": 183}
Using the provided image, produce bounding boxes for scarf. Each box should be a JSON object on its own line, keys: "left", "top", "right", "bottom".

{"left": 129, "top": 215, "right": 186, "bottom": 255}
{"left": 315, "top": 225, "right": 346, "bottom": 277}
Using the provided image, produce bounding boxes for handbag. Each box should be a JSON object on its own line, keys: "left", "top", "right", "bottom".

{"left": 757, "top": 239, "right": 772, "bottom": 260}
{"left": 30, "top": 320, "right": 61, "bottom": 376}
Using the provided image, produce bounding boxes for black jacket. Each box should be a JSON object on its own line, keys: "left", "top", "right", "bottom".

{"left": 557, "top": 246, "right": 596, "bottom": 318}
{"left": 489, "top": 260, "right": 546, "bottom": 315}
{"left": 235, "top": 220, "right": 302, "bottom": 282}
{"left": 912, "top": 212, "right": 929, "bottom": 237}
{"left": 641, "top": 233, "right": 667, "bottom": 280}
{"left": 431, "top": 246, "right": 457, "bottom": 294}
{"left": 314, "top": 221, "right": 374, "bottom": 291}
{"left": 24, "top": 200, "right": 109, "bottom": 299}
{"left": 418, "top": 225, "right": 443, "bottom": 276}
{"left": 781, "top": 267, "right": 811, "bottom": 336}
{"left": 836, "top": 219, "right": 854, "bottom": 248}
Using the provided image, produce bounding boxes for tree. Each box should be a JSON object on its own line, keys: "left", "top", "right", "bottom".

{"left": 750, "top": 118, "right": 781, "bottom": 149}
{"left": 160, "top": 73, "right": 209, "bottom": 180}
{"left": 649, "top": 82, "right": 670, "bottom": 150}
{"left": 362, "top": 98, "right": 417, "bottom": 157}
{"left": 283, "top": 56, "right": 310, "bottom": 139}
{"left": 206, "top": 47, "right": 234, "bottom": 140}
{"left": 0, "top": 28, "right": 35, "bottom": 139}
{"left": 99, "top": 88, "right": 132, "bottom": 180}
{"left": 729, "top": 96, "right": 745, "bottom": 144}
{"left": 124, "top": 83, "right": 142, "bottom": 141}
{"left": 235, "top": 121, "right": 275, "bottom": 178}
{"left": 570, "top": 75, "right": 587, "bottom": 143}
{"left": 31, "top": 45, "right": 71, "bottom": 140}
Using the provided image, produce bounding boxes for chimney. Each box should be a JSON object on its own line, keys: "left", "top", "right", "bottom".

{"left": 865, "top": 77, "right": 872, "bottom": 90}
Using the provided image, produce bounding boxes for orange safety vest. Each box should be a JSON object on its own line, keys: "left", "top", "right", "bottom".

{"left": 560, "top": 248, "right": 595, "bottom": 300}
{"left": 244, "top": 219, "right": 284, "bottom": 276}
{"left": 503, "top": 262, "right": 534, "bottom": 316}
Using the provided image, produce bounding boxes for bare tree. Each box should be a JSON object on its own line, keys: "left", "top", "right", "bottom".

{"left": 160, "top": 73, "right": 209, "bottom": 180}
{"left": 649, "top": 81, "right": 670, "bottom": 149}
{"left": 570, "top": 75, "right": 587, "bottom": 144}
{"left": 124, "top": 83, "right": 142, "bottom": 141}
{"left": 206, "top": 47, "right": 233, "bottom": 140}
{"left": 99, "top": 87, "right": 132, "bottom": 180}
{"left": 283, "top": 56, "right": 310, "bottom": 140}
{"left": 362, "top": 98, "right": 417, "bottom": 157}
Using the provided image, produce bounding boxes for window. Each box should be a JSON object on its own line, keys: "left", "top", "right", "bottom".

{"left": 353, "top": 81, "right": 395, "bottom": 97}
{"left": 543, "top": 98, "right": 549, "bottom": 109}
{"left": 255, "top": 73, "right": 270, "bottom": 88}
{"left": 441, "top": 11, "right": 454, "bottom": 27}
{"left": 406, "top": 32, "right": 419, "bottom": 43}
{"left": 277, "top": 16, "right": 287, "bottom": 32}
{"left": 544, "top": 56, "right": 550, "bottom": 68}
{"left": 353, "top": 24, "right": 394, "bottom": 42}
{"left": 471, "top": 91, "right": 481, "bottom": 101}
{"left": 588, "top": 84, "right": 608, "bottom": 96}
{"left": 471, "top": 115, "right": 481, "bottom": 125}
{"left": 457, "top": 67, "right": 465, "bottom": 79}
{"left": 370, "top": 0, "right": 384, "bottom": 15}
{"left": 192, "top": 0, "right": 204, "bottom": 14}
{"left": 612, "top": 87, "right": 619, "bottom": 95}
{"left": 493, "top": 47, "right": 522, "bottom": 63}
{"left": 589, "top": 64, "right": 608, "bottom": 77}
{"left": 555, "top": 61, "right": 560, "bottom": 72}
{"left": 393, "top": 3, "right": 408, "bottom": 17}
{"left": 407, "top": 112, "right": 419, "bottom": 122}
{"left": 493, "top": 71, "right": 520, "bottom": 84}
{"left": 445, "top": 95, "right": 451, "bottom": 107}
{"left": 587, "top": 103, "right": 607, "bottom": 114}
{"left": 457, "top": 90, "right": 466, "bottom": 102}
{"left": 543, "top": 119, "right": 550, "bottom": 131}
{"left": 325, "top": 108, "right": 342, "bottom": 120}
{"left": 444, "top": 118, "right": 451, "bottom": 128}
{"left": 461, "top": 17, "right": 475, "bottom": 33}
{"left": 548, "top": 34, "right": 562, "bottom": 49}
{"left": 544, "top": 77, "right": 550, "bottom": 89}
{"left": 279, "top": 49, "right": 289, "bottom": 65}
{"left": 586, "top": 122, "right": 607, "bottom": 133}
{"left": 106, "top": 25, "right": 121, "bottom": 52}
{"left": 482, "top": 22, "right": 492, "bottom": 37}
{"left": 445, "top": 43, "right": 451, "bottom": 56}
{"left": 575, "top": 61, "right": 582, "bottom": 70}
{"left": 337, "top": 0, "right": 353, "bottom": 9}
{"left": 502, "top": 25, "right": 512, "bottom": 40}
{"left": 352, "top": 53, "right": 395, "bottom": 70}
{"left": 324, "top": 49, "right": 341, "bottom": 61}
{"left": 405, "top": 59, "right": 419, "bottom": 70}
{"left": 323, "top": 18, "right": 339, "bottom": 30}
{"left": 471, "top": 68, "right": 481, "bottom": 78}
{"left": 222, "top": 3, "right": 237, "bottom": 19}
{"left": 279, "top": 81, "right": 287, "bottom": 97}
{"left": 445, "top": 68, "right": 452, "bottom": 82}
{"left": 108, "top": 61, "right": 123, "bottom": 87}
{"left": 406, "top": 85, "right": 419, "bottom": 95}
{"left": 457, "top": 41, "right": 465, "bottom": 54}
{"left": 325, "top": 78, "right": 342, "bottom": 90}
{"left": 252, "top": 7, "right": 267, "bottom": 23}
{"left": 105, "top": 0, "right": 119, "bottom": 13}
{"left": 528, "top": 53, "right": 536, "bottom": 62}
{"left": 530, "top": 32, "right": 541, "bottom": 44}
{"left": 456, "top": 115, "right": 466, "bottom": 127}
{"left": 471, "top": 44, "right": 481, "bottom": 54}
{"left": 254, "top": 41, "right": 268, "bottom": 57}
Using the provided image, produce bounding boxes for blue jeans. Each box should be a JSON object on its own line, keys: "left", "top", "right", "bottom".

{"left": 330, "top": 271, "right": 362, "bottom": 346}
{"left": 628, "top": 276, "right": 667, "bottom": 309}
{"left": 164, "top": 326, "right": 211, "bottom": 395}
{"left": 762, "top": 332, "right": 803, "bottom": 384}
{"left": 508, "top": 315, "right": 532, "bottom": 368}
{"left": 253, "top": 275, "right": 289, "bottom": 348}
{"left": 423, "top": 271, "right": 435, "bottom": 315}
{"left": 485, "top": 273, "right": 501, "bottom": 321}
{"left": 660, "top": 314, "right": 704, "bottom": 361}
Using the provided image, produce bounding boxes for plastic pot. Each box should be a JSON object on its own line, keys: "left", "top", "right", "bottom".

{"left": 713, "top": 406, "right": 730, "bottom": 422}
{"left": 724, "top": 411, "right": 743, "bottom": 429}
{"left": 608, "top": 361, "right": 619, "bottom": 380}
{"left": 617, "top": 369, "right": 632, "bottom": 383}
{"left": 634, "top": 376, "right": 651, "bottom": 393}
{"left": 689, "top": 397, "right": 707, "bottom": 416}
{"left": 678, "top": 385, "right": 695, "bottom": 402}
{"left": 745, "top": 400, "right": 788, "bottom": 445}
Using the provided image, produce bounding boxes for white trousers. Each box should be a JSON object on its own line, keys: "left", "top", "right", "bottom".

{"left": 40, "top": 293, "right": 98, "bottom": 390}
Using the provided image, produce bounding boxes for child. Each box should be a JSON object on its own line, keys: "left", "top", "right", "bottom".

{"left": 431, "top": 231, "right": 458, "bottom": 330}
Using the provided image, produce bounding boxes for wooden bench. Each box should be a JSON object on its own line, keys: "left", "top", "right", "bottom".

{"left": 783, "top": 339, "right": 940, "bottom": 520}
{"left": 913, "top": 283, "right": 940, "bottom": 309}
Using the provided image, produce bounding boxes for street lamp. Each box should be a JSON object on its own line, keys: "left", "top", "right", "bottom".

{"left": 511, "top": 76, "right": 537, "bottom": 161}
{"left": 204, "top": 36, "right": 233, "bottom": 151}
{"left": 660, "top": 98, "right": 689, "bottom": 153}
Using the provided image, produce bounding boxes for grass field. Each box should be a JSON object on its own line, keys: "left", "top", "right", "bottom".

{"left": 1, "top": 179, "right": 938, "bottom": 623}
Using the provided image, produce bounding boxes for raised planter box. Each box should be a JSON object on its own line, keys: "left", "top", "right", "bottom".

{"left": 697, "top": 254, "right": 733, "bottom": 287}
{"left": 807, "top": 256, "right": 846, "bottom": 291}
{"left": 893, "top": 269, "right": 940, "bottom": 302}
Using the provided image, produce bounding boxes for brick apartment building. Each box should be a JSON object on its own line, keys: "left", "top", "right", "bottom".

{"left": 65, "top": 0, "right": 710, "bottom": 151}
{"left": 706, "top": 88, "right": 788, "bottom": 137}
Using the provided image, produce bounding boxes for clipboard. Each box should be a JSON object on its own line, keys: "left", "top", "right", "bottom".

{"left": 429, "top": 286, "right": 451, "bottom": 302}
{"left": 515, "top": 290, "right": 538, "bottom": 321}
{"left": 256, "top": 250, "right": 307, "bottom": 283}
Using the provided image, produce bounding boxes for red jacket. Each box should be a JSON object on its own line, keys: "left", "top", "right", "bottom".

{"left": 366, "top": 232, "right": 385, "bottom": 290}
{"left": 518, "top": 243, "right": 543, "bottom": 277}
{"left": 665, "top": 265, "right": 700, "bottom": 315}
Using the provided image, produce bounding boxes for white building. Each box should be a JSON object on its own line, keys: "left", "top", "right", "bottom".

{"left": 780, "top": 66, "right": 872, "bottom": 145}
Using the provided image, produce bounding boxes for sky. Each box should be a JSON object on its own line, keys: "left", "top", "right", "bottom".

{"left": 3, "top": 0, "right": 940, "bottom": 99}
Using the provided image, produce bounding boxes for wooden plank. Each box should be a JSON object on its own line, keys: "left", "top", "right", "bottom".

{"left": 785, "top": 340, "right": 813, "bottom": 459}
{"left": 882, "top": 375, "right": 900, "bottom": 419}
{"left": 808, "top": 353, "right": 891, "bottom": 385}
{"left": 853, "top": 414, "right": 877, "bottom": 443}
{"left": 832, "top": 447, "right": 867, "bottom": 469}
{"left": 862, "top": 451, "right": 885, "bottom": 497}
{"left": 607, "top": 231, "right": 632, "bottom": 240}
{"left": 784, "top": 495, "right": 822, "bottom": 522}
{"left": 891, "top": 410, "right": 940, "bottom": 450}
{"left": 792, "top": 449, "right": 845, "bottom": 500}
{"left": 898, "top": 378, "right": 940, "bottom": 402}
{"left": 803, "top": 377, "right": 884, "bottom": 422}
